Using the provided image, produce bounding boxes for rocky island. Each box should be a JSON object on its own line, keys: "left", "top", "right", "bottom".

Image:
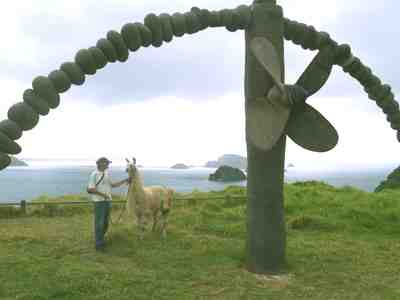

{"left": 171, "top": 163, "right": 190, "bottom": 169}
{"left": 205, "top": 154, "right": 247, "bottom": 170}
{"left": 10, "top": 156, "right": 28, "bottom": 167}
{"left": 208, "top": 165, "right": 246, "bottom": 182}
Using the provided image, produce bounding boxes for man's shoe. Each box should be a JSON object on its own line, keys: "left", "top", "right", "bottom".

{"left": 95, "top": 243, "right": 106, "bottom": 252}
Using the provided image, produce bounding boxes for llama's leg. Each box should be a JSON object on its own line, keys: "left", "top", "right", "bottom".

{"left": 137, "top": 215, "right": 146, "bottom": 239}
{"left": 152, "top": 211, "right": 159, "bottom": 232}
{"left": 160, "top": 210, "right": 169, "bottom": 238}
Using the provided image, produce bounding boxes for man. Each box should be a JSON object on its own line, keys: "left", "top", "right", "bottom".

{"left": 87, "top": 157, "right": 129, "bottom": 251}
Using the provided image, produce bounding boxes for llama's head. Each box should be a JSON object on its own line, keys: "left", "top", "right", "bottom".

{"left": 125, "top": 157, "right": 138, "bottom": 179}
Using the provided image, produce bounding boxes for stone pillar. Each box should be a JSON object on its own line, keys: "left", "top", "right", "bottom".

{"left": 245, "top": 0, "right": 286, "bottom": 274}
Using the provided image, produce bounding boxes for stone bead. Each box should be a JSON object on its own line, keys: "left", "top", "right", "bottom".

{"left": 184, "top": 12, "right": 201, "bottom": 34}
{"left": 208, "top": 11, "right": 222, "bottom": 27}
{"left": 23, "top": 89, "right": 50, "bottom": 116}
{"left": 88, "top": 47, "right": 108, "bottom": 69}
{"left": 48, "top": 69, "right": 71, "bottom": 93}
{"left": 190, "top": 7, "right": 208, "bottom": 30}
{"left": 159, "top": 13, "right": 174, "bottom": 42}
{"left": 121, "top": 23, "right": 142, "bottom": 51}
{"left": 60, "top": 62, "right": 85, "bottom": 85}
{"left": 220, "top": 9, "right": 233, "bottom": 28}
{"left": 334, "top": 44, "right": 351, "bottom": 65}
{"left": 96, "top": 38, "right": 118, "bottom": 62}
{"left": 107, "top": 30, "right": 129, "bottom": 62}
{"left": 0, "top": 152, "right": 11, "bottom": 170}
{"left": 0, "top": 119, "right": 22, "bottom": 140}
{"left": 387, "top": 112, "right": 400, "bottom": 124}
{"left": 144, "top": 13, "right": 163, "bottom": 47}
{"left": 381, "top": 99, "right": 399, "bottom": 115}
{"left": 171, "top": 13, "right": 187, "bottom": 37}
{"left": 75, "top": 49, "right": 97, "bottom": 75}
{"left": 32, "top": 76, "right": 60, "bottom": 109}
{"left": 0, "top": 131, "right": 21, "bottom": 155}
{"left": 136, "top": 23, "right": 153, "bottom": 47}
{"left": 227, "top": 10, "right": 241, "bottom": 32}
{"left": 7, "top": 102, "right": 39, "bottom": 131}
{"left": 236, "top": 5, "right": 251, "bottom": 29}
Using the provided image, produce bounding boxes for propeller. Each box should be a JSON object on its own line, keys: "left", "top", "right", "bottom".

{"left": 247, "top": 37, "right": 291, "bottom": 150}
{"left": 249, "top": 37, "right": 338, "bottom": 152}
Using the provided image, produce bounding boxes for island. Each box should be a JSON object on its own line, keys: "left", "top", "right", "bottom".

{"left": 171, "top": 163, "right": 190, "bottom": 169}
{"left": 204, "top": 154, "right": 247, "bottom": 170}
{"left": 208, "top": 165, "right": 246, "bottom": 182}
{"left": 10, "top": 156, "right": 28, "bottom": 166}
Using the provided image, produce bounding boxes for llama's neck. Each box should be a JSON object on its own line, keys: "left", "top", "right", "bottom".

{"left": 128, "top": 173, "right": 145, "bottom": 204}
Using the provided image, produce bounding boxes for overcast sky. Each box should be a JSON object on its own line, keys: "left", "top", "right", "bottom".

{"left": 0, "top": 0, "right": 398, "bottom": 170}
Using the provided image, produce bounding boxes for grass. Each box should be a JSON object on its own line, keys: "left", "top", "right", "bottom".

{"left": 1, "top": 182, "right": 400, "bottom": 299}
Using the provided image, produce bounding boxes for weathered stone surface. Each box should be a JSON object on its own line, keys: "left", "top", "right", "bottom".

{"left": 0, "top": 119, "right": 23, "bottom": 140}
{"left": 23, "top": 89, "right": 50, "bottom": 116}
{"left": 60, "top": 62, "right": 85, "bottom": 85}
{"left": 32, "top": 76, "right": 60, "bottom": 108}
{"left": 0, "top": 131, "right": 21, "bottom": 154}
{"left": 7, "top": 102, "right": 39, "bottom": 131}
{"left": 0, "top": 152, "right": 11, "bottom": 170}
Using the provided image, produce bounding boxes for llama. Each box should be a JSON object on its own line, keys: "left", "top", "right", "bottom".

{"left": 125, "top": 158, "right": 174, "bottom": 238}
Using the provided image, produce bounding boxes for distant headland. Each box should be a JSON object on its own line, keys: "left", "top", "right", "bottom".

{"left": 10, "top": 156, "right": 28, "bottom": 167}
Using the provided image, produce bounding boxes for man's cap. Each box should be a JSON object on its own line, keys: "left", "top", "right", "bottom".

{"left": 96, "top": 157, "right": 112, "bottom": 165}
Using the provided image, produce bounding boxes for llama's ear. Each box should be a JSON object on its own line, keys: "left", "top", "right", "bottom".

{"left": 132, "top": 157, "right": 136, "bottom": 165}
{"left": 125, "top": 158, "right": 130, "bottom": 163}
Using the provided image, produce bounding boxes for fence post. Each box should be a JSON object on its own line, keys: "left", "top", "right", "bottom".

{"left": 20, "top": 200, "right": 26, "bottom": 215}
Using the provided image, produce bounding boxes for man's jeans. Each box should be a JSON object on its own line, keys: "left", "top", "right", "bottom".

{"left": 94, "top": 201, "right": 111, "bottom": 249}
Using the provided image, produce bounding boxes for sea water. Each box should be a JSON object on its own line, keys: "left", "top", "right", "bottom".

{"left": 0, "top": 162, "right": 391, "bottom": 203}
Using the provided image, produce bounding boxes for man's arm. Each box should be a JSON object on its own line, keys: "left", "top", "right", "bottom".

{"left": 111, "top": 178, "right": 130, "bottom": 188}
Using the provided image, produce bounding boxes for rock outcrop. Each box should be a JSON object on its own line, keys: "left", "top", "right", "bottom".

{"left": 208, "top": 165, "right": 246, "bottom": 182}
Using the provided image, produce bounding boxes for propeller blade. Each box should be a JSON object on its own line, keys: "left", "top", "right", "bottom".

{"left": 247, "top": 96, "right": 290, "bottom": 150}
{"left": 287, "top": 103, "right": 338, "bottom": 152}
{"left": 250, "top": 37, "right": 285, "bottom": 93}
{"left": 296, "top": 46, "right": 334, "bottom": 97}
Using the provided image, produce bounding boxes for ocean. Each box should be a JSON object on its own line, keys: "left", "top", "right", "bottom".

{"left": 0, "top": 162, "right": 392, "bottom": 203}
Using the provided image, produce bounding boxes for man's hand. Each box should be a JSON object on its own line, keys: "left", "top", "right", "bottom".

{"left": 111, "top": 178, "right": 130, "bottom": 188}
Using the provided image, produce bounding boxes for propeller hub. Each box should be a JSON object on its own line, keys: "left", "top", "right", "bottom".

{"left": 286, "top": 85, "right": 309, "bottom": 106}
{"left": 267, "top": 85, "right": 291, "bottom": 107}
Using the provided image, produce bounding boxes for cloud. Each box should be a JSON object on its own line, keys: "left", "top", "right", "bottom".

{"left": 17, "top": 92, "right": 246, "bottom": 166}
{"left": 2, "top": 0, "right": 397, "bottom": 105}
{"left": 1, "top": 0, "right": 399, "bottom": 169}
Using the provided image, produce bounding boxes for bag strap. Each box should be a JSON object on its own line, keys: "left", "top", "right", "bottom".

{"left": 95, "top": 172, "right": 105, "bottom": 187}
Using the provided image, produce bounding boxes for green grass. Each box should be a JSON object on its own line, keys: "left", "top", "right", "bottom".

{"left": 1, "top": 182, "right": 400, "bottom": 299}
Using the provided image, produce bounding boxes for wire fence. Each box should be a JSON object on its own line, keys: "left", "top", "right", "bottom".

{"left": 0, "top": 195, "right": 248, "bottom": 215}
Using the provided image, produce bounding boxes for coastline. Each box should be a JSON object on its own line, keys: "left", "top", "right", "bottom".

{"left": 0, "top": 164, "right": 391, "bottom": 203}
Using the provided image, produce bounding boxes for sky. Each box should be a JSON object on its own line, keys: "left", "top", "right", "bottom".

{"left": 0, "top": 0, "right": 398, "bottom": 170}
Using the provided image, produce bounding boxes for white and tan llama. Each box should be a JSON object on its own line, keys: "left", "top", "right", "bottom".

{"left": 125, "top": 158, "right": 174, "bottom": 238}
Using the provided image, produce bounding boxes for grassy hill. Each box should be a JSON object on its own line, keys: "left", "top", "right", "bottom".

{"left": 1, "top": 182, "right": 400, "bottom": 299}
